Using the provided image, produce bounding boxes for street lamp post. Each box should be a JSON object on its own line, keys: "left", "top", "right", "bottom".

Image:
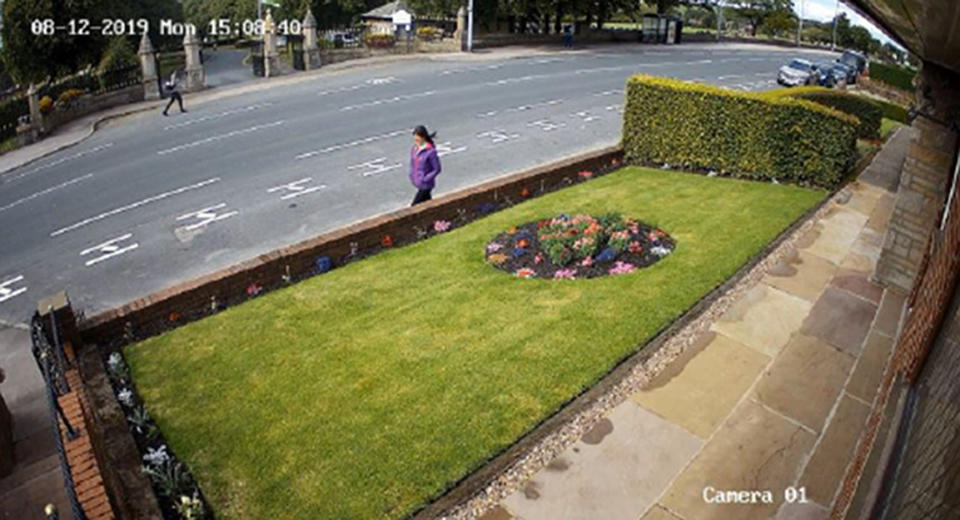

{"left": 467, "top": 0, "right": 474, "bottom": 52}
{"left": 831, "top": 0, "right": 840, "bottom": 51}
{"left": 796, "top": 0, "right": 804, "bottom": 46}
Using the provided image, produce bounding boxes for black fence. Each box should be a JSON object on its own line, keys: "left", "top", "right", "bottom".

{"left": 874, "top": 290, "right": 960, "bottom": 519}
{"left": 30, "top": 312, "right": 88, "bottom": 520}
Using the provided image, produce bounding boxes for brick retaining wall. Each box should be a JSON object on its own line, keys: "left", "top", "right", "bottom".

{"left": 78, "top": 146, "right": 623, "bottom": 347}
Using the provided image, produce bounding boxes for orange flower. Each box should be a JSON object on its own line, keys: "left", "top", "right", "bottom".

{"left": 168, "top": 312, "right": 180, "bottom": 322}
{"left": 517, "top": 238, "right": 530, "bottom": 248}
{"left": 508, "top": 226, "right": 517, "bottom": 234}
{"left": 381, "top": 235, "right": 394, "bottom": 247}
{"left": 521, "top": 188, "right": 531, "bottom": 198}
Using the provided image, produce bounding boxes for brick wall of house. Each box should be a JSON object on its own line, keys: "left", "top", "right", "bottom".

{"left": 832, "top": 62, "right": 960, "bottom": 519}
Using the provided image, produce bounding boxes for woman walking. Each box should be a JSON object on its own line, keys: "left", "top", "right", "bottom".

{"left": 162, "top": 70, "right": 187, "bottom": 117}
{"left": 409, "top": 125, "right": 442, "bottom": 206}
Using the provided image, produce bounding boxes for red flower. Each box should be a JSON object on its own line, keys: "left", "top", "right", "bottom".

{"left": 168, "top": 312, "right": 180, "bottom": 322}
{"left": 381, "top": 235, "right": 394, "bottom": 248}
{"left": 578, "top": 170, "right": 594, "bottom": 179}
{"left": 521, "top": 188, "right": 532, "bottom": 198}
{"left": 628, "top": 241, "right": 642, "bottom": 253}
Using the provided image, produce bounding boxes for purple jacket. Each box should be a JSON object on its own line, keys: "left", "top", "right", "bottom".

{"left": 409, "top": 143, "right": 441, "bottom": 190}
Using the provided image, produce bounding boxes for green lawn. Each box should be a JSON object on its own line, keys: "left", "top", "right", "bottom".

{"left": 127, "top": 167, "right": 824, "bottom": 519}
{"left": 881, "top": 117, "right": 903, "bottom": 140}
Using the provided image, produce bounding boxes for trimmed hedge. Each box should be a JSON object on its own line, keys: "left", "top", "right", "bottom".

{"left": 622, "top": 75, "right": 858, "bottom": 189}
{"left": 869, "top": 62, "right": 915, "bottom": 93}
{"left": 868, "top": 96, "right": 909, "bottom": 123}
{"left": 792, "top": 91, "right": 882, "bottom": 139}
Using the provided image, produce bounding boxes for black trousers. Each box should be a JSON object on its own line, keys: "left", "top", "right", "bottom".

{"left": 412, "top": 189, "right": 432, "bottom": 206}
{"left": 164, "top": 92, "right": 184, "bottom": 114}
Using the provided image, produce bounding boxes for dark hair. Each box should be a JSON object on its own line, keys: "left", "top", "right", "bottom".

{"left": 413, "top": 125, "right": 436, "bottom": 145}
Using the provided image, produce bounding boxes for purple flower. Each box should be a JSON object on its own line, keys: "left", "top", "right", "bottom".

{"left": 596, "top": 248, "right": 617, "bottom": 263}
{"left": 486, "top": 243, "right": 503, "bottom": 253}
{"left": 434, "top": 220, "right": 452, "bottom": 233}
{"left": 513, "top": 247, "right": 526, "bottom": 258}
{"left": 553, "top": 268, "right": 577, "bottom": 280}
{"left": 608, "top": 261, "right": 635, "bottom": 275}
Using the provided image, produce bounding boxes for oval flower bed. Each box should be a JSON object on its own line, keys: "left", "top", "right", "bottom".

{"left": 485, "top": 213, "right": 675, "bottom": 279}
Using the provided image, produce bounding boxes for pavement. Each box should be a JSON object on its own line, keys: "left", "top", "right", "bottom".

{"left": 484, "top": 128, "right": 913, "bottom": 520}
{"left": 0, "top": 322, "right": 73, "bottom": 520}
{"left": 0, "top": 42, "right": 841, "bottom": 326}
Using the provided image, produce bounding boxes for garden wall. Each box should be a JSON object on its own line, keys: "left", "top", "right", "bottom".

{"left": 622, "top": 74, "right": 858, "bottom": 188}
{"left": 40, "top": 85, "right": 144, "bottom": 135}
{"left": 319, "top": 39, "right": 460, "bottom": 65}
{"left": 78, "top": 146, "right": 623, "bottom": 347}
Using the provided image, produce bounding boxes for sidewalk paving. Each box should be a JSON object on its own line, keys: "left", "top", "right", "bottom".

{"left": 485, "top": 128, "right": 913, "bottom": 520}
{"left": 0, "top": 322, "right": 73, "bottom": 520}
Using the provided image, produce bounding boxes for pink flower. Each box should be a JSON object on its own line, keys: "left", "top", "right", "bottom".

{"left": 554, "top": 268, "right": 577, "bottom": 280}
{"left": 516, "top": 268, "right": 537, "bottom": 279}
{"left": 534, "top": 253, "right": 544, "bottom": 265}
{"left": 578, "top": 170, "right": 594, "bottom": 179}
{"left": 608, "top": 261, "right": 635, "bottom": 275}
{"left": 434, "top": 220, "right": 452, "bottom": 233}
{"left": 628, "top": 241, "right": 642, "bottom": 253}
{"left": 581, "top": 256, "right": 594, "bottom": 267}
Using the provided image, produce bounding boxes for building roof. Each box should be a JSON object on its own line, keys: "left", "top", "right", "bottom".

{"left": 361, "top": 0, "right": 413, "bottom": 20}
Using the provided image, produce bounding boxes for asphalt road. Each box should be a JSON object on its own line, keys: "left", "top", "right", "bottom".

{"left": 0, "top": 43, "right": 839, "bottom": 325}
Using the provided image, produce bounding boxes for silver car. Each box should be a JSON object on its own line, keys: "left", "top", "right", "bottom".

{"left": 777, "top": 59, "right": 816, "bottom": 87}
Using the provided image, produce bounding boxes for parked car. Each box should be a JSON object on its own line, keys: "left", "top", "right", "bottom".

{"left": 812, "top": 62, "right": 849, "bottom": 88}
{"left": 777, "top": 59, "right": 816, "bottom": 87}
{"left": 836, "top": 50, "right": 867, "bottom": 83}
{"left": 326, "top": 32, "right": 360, "bottom": 48}
{"left": 833, "top": 61, "right": 858, "bottom": 84}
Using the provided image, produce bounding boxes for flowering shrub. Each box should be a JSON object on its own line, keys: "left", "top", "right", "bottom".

{"left": 315, "top": 256, "right": 333, "bottom": 273}
{"left": 578, "top": 170, "right": 594, "bottom": 180}
{"left": 246, "top": 283, "right": 262, "bottom": 297}
{"left": 434, "top": 220, "right": 451, "bottom": 233}
{"left": 38, "top": 96, "right": 53, "bottom": 113}
{"left": 381, "top": 235, "right": 394, "bottom": 248}
{"left": 365, "top": 34, "right": 396, "bottom": 48}
{"left": 484, "top": 213, "right": 675, "bottom": 280}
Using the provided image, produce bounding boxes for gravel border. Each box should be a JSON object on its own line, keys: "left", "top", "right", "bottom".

{"left": 428, "top": 185, "right": 849, "bottom": 520}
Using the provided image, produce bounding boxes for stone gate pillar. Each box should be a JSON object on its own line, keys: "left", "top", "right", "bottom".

{"left": 263, "top": 10, "right": 278, "bottom": 78}
{"left": 138, "top": 32, "right": 160, "bottom": 100}
{"left": 183, "top": 28, "right": 205, "bottom": 92}
{"left": 303, "top": 8, "right": 322, "bottom": 70}
{"left": 456, "top": 7, "right": 467, "bottom": 50}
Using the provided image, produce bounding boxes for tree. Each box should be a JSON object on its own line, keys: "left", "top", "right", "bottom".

{"left": 760, "top": 8, "right": 793, "bottom": 37}
{"left": 727, "top": 0, "right": 792, "bottom": 36}
{"left": 644, "top": 0, "right": 680, "bottom": 15}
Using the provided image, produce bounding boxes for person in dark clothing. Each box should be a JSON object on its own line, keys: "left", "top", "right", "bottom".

{"left": 162, "top": 70, "right": 187, "bottom": 116}
{"left": 563, "top": 25, "right": 574, "bottom": 48}
{"left": 409, "top": 125, "right": 442, "bottom": 206}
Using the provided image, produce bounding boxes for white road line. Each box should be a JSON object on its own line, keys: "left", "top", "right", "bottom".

{"left": 156, "top": 121, "right": 285, "bottom": 155}
{"left": 592, "top": 89, "right": 623, "bottom": 96}
{"left": 477, "top": 130, "right": 519, "bottom": 144}
{"left": 317, "top": 77, "right": 398, "bottom": 95}
{"left": 528, "top": 119, "right": 566, "bottom": 132}
{"left": 340, "top": 91, "right": 436, "bottom": 111}
{"left": 176, "top": 203, "right": 238, "bottom": 231}
{"left": 3, "top": 143, "right": 113, "bottom": 183}
{"left": 0, "top": 173, "right": 93, "bottom": 213}
{"left": 435, "top": 142, "right": 467, "bottom": 157}
{"left": 50, "top": 177, "right": 220, "bottom": 237}
{"left": 0, "top": 275, "right": 27, "bottom": 303}
{"left": 81, "top": 233, "right": 139, "bottom": 266}
{"left": 295, "top": 130, "right": 406, "bottom": 160}
{"left": 163, "top": 104, "right": 273, "bottom": 130}
{"left": 348, "top": 157, "right": 402, "bottom": 177}
{"left": 267, "top": 178, "right": 326, "bottom": 200}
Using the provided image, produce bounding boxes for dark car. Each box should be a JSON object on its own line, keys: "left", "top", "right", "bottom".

{"left": 837, "top": 50, "right": 867, "bottom": 83}
{"left": 831, "top": 62, "right": 857, "bottom": 84}
{"left": 811, "top": 63, "right": 837, "bottom": 87}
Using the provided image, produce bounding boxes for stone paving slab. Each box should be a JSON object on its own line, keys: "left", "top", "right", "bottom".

{"left": 798, "top": 394, "right": 871, "bottom": 505}
{"left": 798, "top": 208, "right": 868, "bottom": 265}
{"left": 773, "top": 501, "right": 830, "bottom": 520}
{"left": 846, "top": 330, "right": 895, "bottom": 403}
{"left": 502, "top": 403, "right": 701, "bottom": 520}
{"left": 830, "top": 267, "right": 884, "bottom": 304}
{"left": 754, "top": 334, "right": 854, "bottom": 433}
{"left": 660, "top": 400, "right": 817, "bottom": 520}
{"left": 762, "top": 250, "right": 837, "bottom": 303}
{"left": 799, "top": 287, "right": 877, "bottom": 356}
{"left": 710, "top": 284, "right": 811, "bottom": 357}
{"left": 874, "top": 290, "right": 907, "bottom": 337}
{"left": 630, "top": 331, "right": 770, "bottom": 439}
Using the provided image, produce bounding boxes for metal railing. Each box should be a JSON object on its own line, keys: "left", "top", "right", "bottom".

{"left": 30, "top": 311, "right": 87, "bottom": 520}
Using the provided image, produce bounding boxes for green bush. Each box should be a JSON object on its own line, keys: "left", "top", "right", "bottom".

{"left": 868, "top": 96, "right": 909, "bottom": 123}
{"left": 622, "top": 75, "right": 858, "bottom": 189}
{"left": 787, "top": 91, "right": 883, "bottom": 139}
{"left": 869, "top": 62, "right": 915, "bottom": 92}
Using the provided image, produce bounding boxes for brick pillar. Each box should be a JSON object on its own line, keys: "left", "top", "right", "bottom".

{"left": 874, "top": 62, "right": 959, "bottom": 294}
